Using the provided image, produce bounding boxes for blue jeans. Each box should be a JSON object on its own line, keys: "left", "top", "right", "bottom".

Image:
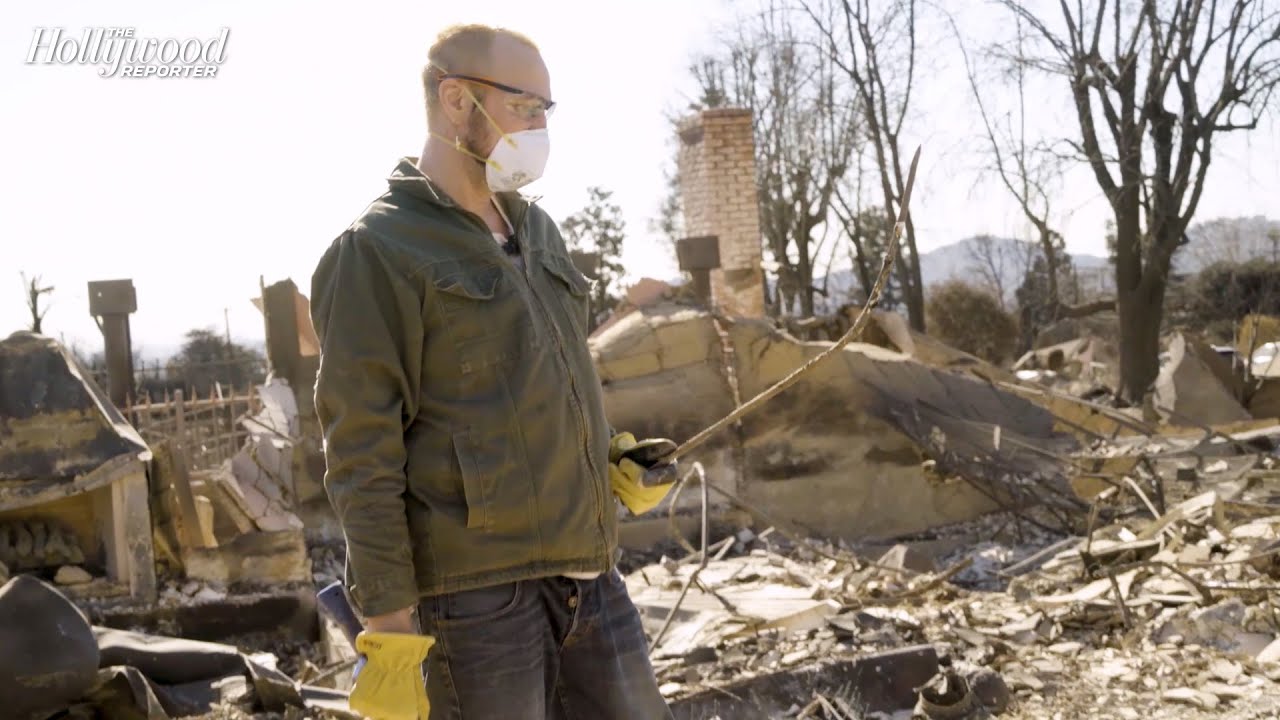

{"left": 416, "top": 569, "right": 673, "bottom": 719}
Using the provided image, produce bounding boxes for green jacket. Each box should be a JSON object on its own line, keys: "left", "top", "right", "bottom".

{"left": 310, "top": 158, "right": 617, "bottom": 617}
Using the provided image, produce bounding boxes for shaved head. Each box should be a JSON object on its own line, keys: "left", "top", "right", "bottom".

{"left": 422, "top": 24, "right": 539, "bottom": 119}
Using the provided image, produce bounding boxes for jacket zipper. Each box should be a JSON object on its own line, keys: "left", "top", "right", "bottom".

{"left": 511, "top": 206, "right": 609, "bottom": 542}
{"left": 456, "top": 201, "right": 609, "bottom": 545}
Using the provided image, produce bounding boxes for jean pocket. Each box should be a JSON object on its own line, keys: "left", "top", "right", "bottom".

{"left": 439, "top": 581, "right": 523, "bottom": 625}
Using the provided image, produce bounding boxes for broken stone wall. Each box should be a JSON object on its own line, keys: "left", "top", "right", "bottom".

{"left": 0, "top": 332, "right": 155, "bottom": 601}
{"left": 593, "top": 308, "right": 1077, "bottom": 540}
{"left": 255, "top": 279, "right": 333, "bottom": 536}
{"left": 676, "top": 108, "right": 766, "bottom": 317}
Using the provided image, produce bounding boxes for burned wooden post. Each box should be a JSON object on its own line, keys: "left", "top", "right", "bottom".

{"left": 261, "top": 278, "right": 303, "bottom": 389}
{"left": 88, "top": 279, "right": 137, "bottom": 409}
{"left": 677, "top": 235, "right": 721, "bottom": 308}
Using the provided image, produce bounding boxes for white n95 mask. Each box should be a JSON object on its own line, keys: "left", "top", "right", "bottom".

{"left": 484, "top": 128, "right": 550, "bottom": 192}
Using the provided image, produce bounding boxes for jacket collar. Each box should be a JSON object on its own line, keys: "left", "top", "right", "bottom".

{"left": 387, "top": 157, "right": 535, "bottom": 225}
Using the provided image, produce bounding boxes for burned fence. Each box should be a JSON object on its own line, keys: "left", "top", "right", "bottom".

{"left": 128, "top": 386, "right": 258, "bottom": 474}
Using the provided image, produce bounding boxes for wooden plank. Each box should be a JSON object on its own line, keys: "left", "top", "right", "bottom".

{"left": 204, "top": 473, "right": 257, "bottom": 533}
{"left": 171, "top": 446, "right": 210, "bottom": 549}
{"left": 194, "top": 496, "right": 218, "bottom": 547}
{"left": 93, "top": 478, "right": 126, "bottom": 587}
{"left": 0, "top": 453, "right": 141, "bottom": 513}
{"left": 169, "top": 391, "right": 212, "bottom": 550}
{"left": 118, "top": 471, "right": 157, "bottom": 601}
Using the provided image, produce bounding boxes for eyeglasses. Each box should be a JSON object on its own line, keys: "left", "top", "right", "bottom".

{"left": 440, "top": 73, "right": 556, "bottom": 120}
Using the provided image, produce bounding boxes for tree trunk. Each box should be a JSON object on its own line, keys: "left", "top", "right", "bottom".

{"left": 849, "top": 231, "right": 874, "bottom": 304}
{"left": 797, "top": 226, "right": 815, "bottom": 316}
{"left": 1039, "top": 227, "right": 1059, "bottom": 315}
{"left": 1117, "top": 279, "right": 1164, "bottom": 405}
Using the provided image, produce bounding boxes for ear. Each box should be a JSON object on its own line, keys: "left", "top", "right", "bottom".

{"left": 436, "top": 78, "right": 473, "bottom": 128}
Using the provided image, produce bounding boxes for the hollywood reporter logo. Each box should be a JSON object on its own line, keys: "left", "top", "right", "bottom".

{"left": 26, "top": 27, "right": 229, "bottom": 78}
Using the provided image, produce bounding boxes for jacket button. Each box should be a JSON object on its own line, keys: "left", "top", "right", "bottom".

{"left": 567, "top": 595, "right": 579, "bottom": 609}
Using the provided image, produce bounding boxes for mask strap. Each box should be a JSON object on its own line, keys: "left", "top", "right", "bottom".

{"left": 428, "top": 61, "right": 517, "bottom": 172}
{"left": 427, "top": 129, "right": 503, "bottom": 172}
{"left": 455, "top": 81, "right": 517, "bottom": 150}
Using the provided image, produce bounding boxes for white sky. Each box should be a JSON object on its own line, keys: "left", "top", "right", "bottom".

{"left": 3, "top": 0, "right": 1277, "bottom": 358}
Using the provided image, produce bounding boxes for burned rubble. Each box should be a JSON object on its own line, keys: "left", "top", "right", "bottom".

{"left": 6, "top": 282, "right": 1280, "bottom": 720}
{"left": 595, "top": 306, "right": 1280, "bottom": 719}
{"left": 7, "top": 293, "right": 1280, "bottom": 719}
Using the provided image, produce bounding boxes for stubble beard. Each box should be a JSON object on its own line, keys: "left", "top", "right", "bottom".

{"left": 461, "top": 109, "right": 494, "bottom": 192}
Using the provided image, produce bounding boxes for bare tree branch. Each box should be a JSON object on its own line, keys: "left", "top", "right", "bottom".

{"left": 992, "top": 0, "right": 1280, "bottom": 402}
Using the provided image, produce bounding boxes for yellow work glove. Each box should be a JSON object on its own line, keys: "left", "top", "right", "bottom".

{"left": 349, "top": 631, "right": 435, "bottom": 720}
{"left": 608, "top": 432, "right": 679, "bottom": 516}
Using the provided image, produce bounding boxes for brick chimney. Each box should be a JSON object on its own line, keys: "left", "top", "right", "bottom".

{"left": 676, "top": 108, "right": 765, "bottom": 317}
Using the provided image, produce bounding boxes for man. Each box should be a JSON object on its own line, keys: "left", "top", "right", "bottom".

{"left": 309, "top": 23, "right": 677, "bottom": 720}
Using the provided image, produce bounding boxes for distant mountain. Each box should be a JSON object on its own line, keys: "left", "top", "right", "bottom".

{"left": 1177, "top": 216, "right": 1280, "bottom": 274}
{"left": 916, "top": 236, "right": 1109, "bottom": 289}
{"left": 808, "top": 236, "right": 1110, "bottom": 312}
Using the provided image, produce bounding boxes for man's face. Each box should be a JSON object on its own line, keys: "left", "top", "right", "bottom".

{"left": 459, "top": 37, "right": 553, "bottom": 161}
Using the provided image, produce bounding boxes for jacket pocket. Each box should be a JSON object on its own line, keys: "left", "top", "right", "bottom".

{"left": 436, "top": 271, "right": 497, "bottom": 298}
{"left": 539, "top": 253, "right": 592, "bottom": 334}
{"left": 452, "top": 430, "right": 489, "bottom": 530}
{"left": 433, "top": 265, "right": 524, "bottom": 373}
{"left": 434, "top": 267, "right": 501, "bottom": 340}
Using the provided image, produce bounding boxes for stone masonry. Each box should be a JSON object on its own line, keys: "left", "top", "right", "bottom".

{"left": 676, "top": 108, "right": 765, "bottom": 317}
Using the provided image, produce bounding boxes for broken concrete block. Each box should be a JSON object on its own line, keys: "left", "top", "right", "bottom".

{"left": 182, "top": 529, "right": 311, "bottom": 586}
{"left": 1257, "top": 637, "right": 1280, "bottom": 664}
{"left": 1162, "top": 687, "right": 1220, "bottom": 710}
{"left": 877, "top": 544, "right": 937, "bottom": 574}
{"left": 54, "top": 565, "right": 92, "bottom": 585}
{"left": 1152, "top": 598, "right": 1274, "bottom": 656}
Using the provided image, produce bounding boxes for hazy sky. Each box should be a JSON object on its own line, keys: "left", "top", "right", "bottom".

{"left": 3, "top": 0, "right": 1277, "bottom": 358}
